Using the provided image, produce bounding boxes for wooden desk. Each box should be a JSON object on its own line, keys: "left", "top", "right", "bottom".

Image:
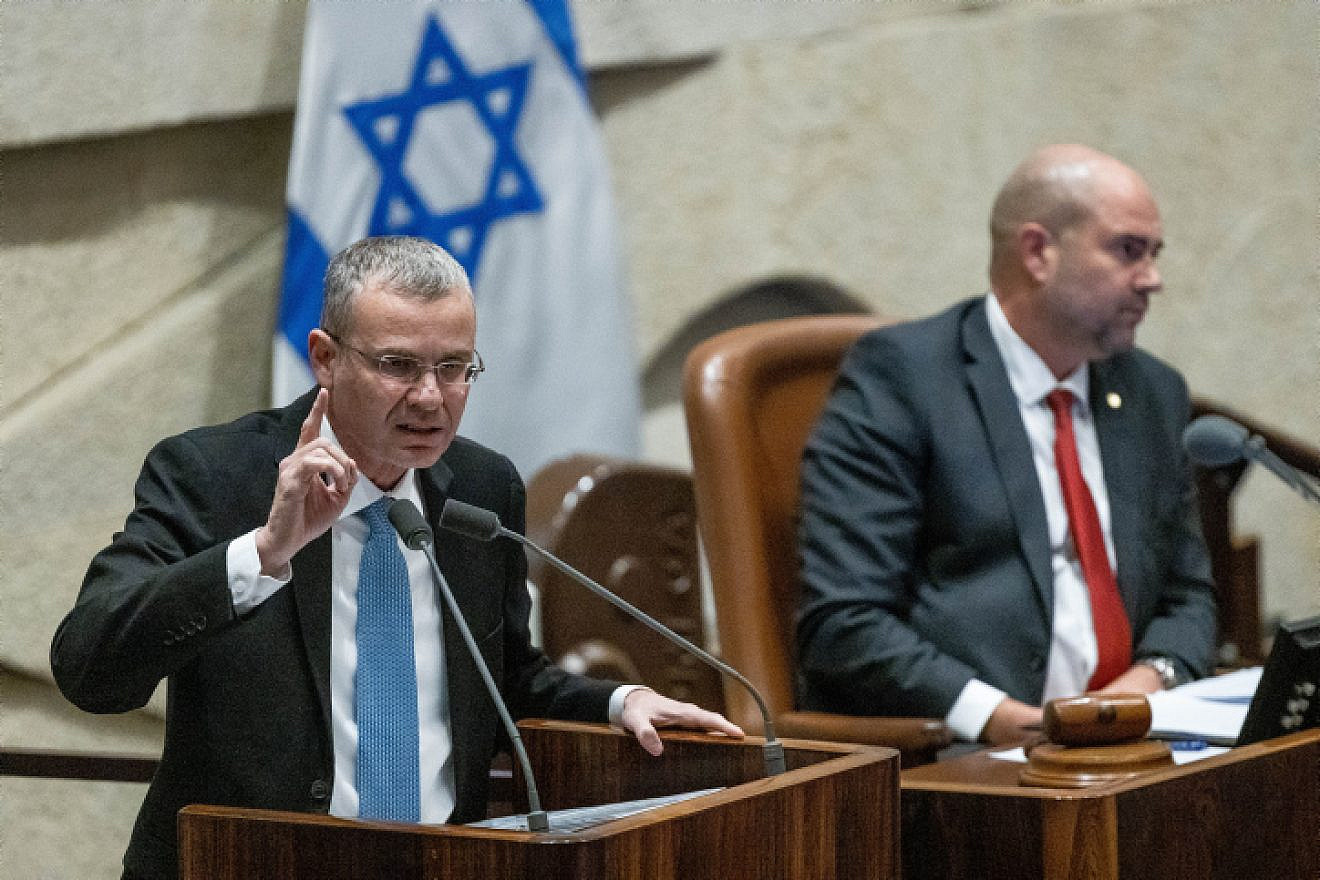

{"left": 900, "top": 729, "right": 1320, "bottom": 880}
{"left": 180, "top": 722, "right": 900, "bottom": 880}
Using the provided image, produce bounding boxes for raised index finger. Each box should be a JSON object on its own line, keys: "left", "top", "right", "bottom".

{"left": 299, "top": 388, "right": 330, "bottom": 448}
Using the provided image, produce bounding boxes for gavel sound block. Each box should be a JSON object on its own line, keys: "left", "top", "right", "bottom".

{"left": 1020, "top": 694, "right": 1174, "bottom": 788}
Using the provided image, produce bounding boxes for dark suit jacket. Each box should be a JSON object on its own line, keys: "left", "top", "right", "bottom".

{"left": 796, "top": 297, "right": 1217, "bottom": 720}
{"left": 51, "top": 390, "right": 616, "bottom": 879}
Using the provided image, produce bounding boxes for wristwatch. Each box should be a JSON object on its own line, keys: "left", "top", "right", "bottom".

{"left": 1137, "top": 655, "right": 1180, "bottom": 690}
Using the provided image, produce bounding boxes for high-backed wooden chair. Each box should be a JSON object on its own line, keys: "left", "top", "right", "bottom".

{"left": 525, "top": 455, "right": 724, "bottom": 712}
{"left": 683, "top": 315, "right": 952, "bottom": 766}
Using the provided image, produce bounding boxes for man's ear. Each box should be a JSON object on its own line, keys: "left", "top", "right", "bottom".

{"left": 307, "top": 329, "right": 338, "bottom": 389}
{"left": 1019, "top": 223, "right": 1056, "bottom": 284}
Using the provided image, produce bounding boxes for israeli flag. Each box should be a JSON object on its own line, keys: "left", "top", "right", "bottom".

{"left": 275, "top": 0, "right": 640, "bottom": 479}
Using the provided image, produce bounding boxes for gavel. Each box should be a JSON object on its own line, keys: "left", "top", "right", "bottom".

{"left": 1022, "top": 694, "right": 1170, "bottom": 788}
{"left": 1041, "top": 693, "right": 1152, "bottom": 746}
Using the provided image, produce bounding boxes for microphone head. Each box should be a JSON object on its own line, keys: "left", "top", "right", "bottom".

{"left": 1183, "top": 415, "right": 1251, "bottom": 467}
{"left": 387, "top": 498, "right": 434, "bottom": 551}
{"left": 439, "top": 499, "right": 502, "bottom": 541}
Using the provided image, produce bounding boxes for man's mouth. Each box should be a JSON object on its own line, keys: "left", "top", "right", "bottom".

{"left": 1119, "top": 301, "right": 1147, "bottom": 322}
{"left": 398, "top": 422, "right": 444, "bottom": 436}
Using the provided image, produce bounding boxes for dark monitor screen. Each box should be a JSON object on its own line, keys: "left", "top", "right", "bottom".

{"left": 1237, "top": 614, "right": 1320, "bottom": 746}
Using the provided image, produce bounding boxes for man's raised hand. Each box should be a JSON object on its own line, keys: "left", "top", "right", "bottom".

{"left": 254, "top": 389, "right": 357, "bottom": 576}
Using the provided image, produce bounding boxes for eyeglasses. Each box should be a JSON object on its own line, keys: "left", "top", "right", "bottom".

{"left": 331, "top": 336, "right": 485, "bottom": 386}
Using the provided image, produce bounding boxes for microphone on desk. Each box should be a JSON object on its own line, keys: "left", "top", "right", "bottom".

{"left": 1182, "top": 415, "right": 1320, "bottom": 508}
{"left": 438, "top": 498, "right": 788, "bottom": 777}
{"left": 386, "top": 498, "right": 551, "bottom": 833}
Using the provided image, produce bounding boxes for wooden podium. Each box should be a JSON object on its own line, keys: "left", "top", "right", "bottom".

{"left": 901, "top": 728, "right": 1320, "bottom": 879}
{"left": 179, "top": 720, "right": 899, "bottom": 879}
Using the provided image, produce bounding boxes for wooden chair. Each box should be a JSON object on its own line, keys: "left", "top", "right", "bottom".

{"left": 683, "top": 315, "right": 952, "bottom": 767}
{"left": 526, "top": 455, "right": 724, "bottom": 712}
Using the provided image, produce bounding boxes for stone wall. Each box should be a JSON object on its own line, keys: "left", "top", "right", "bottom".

{"left": 2, "top": 2, "right": 1316, "bottom": 877}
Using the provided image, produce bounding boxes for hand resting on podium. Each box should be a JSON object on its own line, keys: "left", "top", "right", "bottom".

{"left": 619, "top": 689, "right": 744, "bottom": 757}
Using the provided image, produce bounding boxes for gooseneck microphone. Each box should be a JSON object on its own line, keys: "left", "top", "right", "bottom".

{"left": 439, "top": 498, "right": 788, "bottom": 777}
{"left": 1183, "top": 415, "right": 1320, "bottom": 507}
{"left": 386, "top": 499, "right": 551, "bottom": 833}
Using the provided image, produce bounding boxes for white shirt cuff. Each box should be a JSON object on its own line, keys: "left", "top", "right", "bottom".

{"left": 607, "top": 684, "right": 650, "bottom": 726}
{"left": 227, "top": 529, "right": 292, "bottom": 615}
{"left": 945, "top": 678, "right": 1008, "bottom": 742}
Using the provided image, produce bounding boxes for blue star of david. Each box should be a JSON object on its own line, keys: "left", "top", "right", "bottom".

{"left": 343, "top": 16, "right": 544, "bottom": 283}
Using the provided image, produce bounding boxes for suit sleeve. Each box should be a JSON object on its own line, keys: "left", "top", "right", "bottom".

{"left": 1131, "top": 367, "right": 1218, "bottom": 682}
{"left": 50, "top": 434, "right": 239, "bottom": 713}
{"left": 796, "top": 333, "right": 982, "bottom": 718}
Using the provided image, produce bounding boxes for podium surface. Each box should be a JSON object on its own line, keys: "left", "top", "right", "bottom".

{"left": 901, "top": 728, "right": 1320, "bottom": 880}
{"left": 180, "top": 721, "right": 899, "bottom": 879}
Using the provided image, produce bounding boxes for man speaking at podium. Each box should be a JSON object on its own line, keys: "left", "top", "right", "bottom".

{"left": 796, "top": 145, "right": 1217, "bottom": 748}
{"left": 51, "top": 236, "right": 740, "bottom": 880}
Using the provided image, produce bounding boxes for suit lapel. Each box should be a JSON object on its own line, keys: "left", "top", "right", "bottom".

{"left": 417, "top": 462, "right": 469, "bottom": 691}
{"left": 960, "top": 302, "right": 1055, "bottom": 609}
{"left": 292, "top": 534, "right": 335, "bottom": 738}
{"left": 1089, "top": 360, "right": 1141, "bottom": 610}
{"left": 272, "top": 390, "right": 338, "bottom": 742}
{"left": 417, "top": 458, "right": 487, "bottom": 811}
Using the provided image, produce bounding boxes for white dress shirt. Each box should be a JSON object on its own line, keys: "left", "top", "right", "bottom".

{"left": 225, "top": 419, "right": 637, "bottom": 822}
{"left": 944, "top": 293, "right": 1118, "bottom": 740}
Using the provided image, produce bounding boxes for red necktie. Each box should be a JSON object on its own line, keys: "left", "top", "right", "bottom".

{"left": 1046, "top": 389, "right": 1131, "bottom": 690}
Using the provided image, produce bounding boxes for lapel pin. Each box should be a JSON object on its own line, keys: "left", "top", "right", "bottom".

{"left": 1106, "top": 392, "right": 1122, "bottom": 410}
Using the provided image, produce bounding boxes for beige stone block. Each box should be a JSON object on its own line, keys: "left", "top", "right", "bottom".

{"left": 0, "top": 775, "right": 146, "bottom": 880}
{"left": 0, "top": 0, "right": 304, "bottom": 147}
{"left": 597, "top": 12, "right": 1010, "bottom": 363}
{"left": 1, "top": 230, "right": 283, "bottom": 682}
{"left": 1, "top": 0, "right": 937, "bottom": 148}
{"left": 0, "top": 672, "right": 160, "bottom": 880}
{"left": 0, "top": 113, "right": 292, "bottom": 413}
{"left": 575, "top": 0, "right": 939, "bottom": 69}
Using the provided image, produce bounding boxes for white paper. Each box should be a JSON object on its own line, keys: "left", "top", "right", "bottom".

{"left": 1170, "top": 666, "right": 1262, "bottom": 703}
{"left": 1147, "top": 690, "right": 1249, "bottom": 744}
{"left": 467, "top": 787, "right": 723, "bottom": 833}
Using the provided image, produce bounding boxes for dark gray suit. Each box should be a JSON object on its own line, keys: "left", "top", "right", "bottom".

{"left": 796, "top": 297, "right": 1216, "bottom": 719}
{"left": 51, "top": 390, "right": 616, "bottom": 879}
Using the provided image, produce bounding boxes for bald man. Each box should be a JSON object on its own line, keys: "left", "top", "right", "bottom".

{"left": 795, "top": 145, "right": 1217, "bottom": 746}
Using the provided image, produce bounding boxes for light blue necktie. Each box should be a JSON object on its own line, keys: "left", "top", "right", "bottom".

{"left": 355, "top": 497, "right": 421, "bottom": 821}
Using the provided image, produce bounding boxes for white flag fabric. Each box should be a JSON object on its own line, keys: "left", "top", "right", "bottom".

{"left": 275, "top": 0, "right": 640, "bottom": 480}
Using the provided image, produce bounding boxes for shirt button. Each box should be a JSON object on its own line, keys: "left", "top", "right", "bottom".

{"left": 309, "top": 779, "right": 330, "bottom": 801}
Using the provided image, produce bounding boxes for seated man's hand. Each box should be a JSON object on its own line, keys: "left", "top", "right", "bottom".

{"left": 980, "top": 696, "right": 1043, "bottom": 746}
{"left": 619, "top": 688, "right": 744, "bottom": 756}
{"left": 1097, "top": 663, "right": 1163, "bottom": 694}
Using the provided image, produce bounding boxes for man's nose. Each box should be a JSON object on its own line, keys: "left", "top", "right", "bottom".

{"left": 408, "top": 367, "right": 445, "bottom": 403}
{"left": 1137, "top": 259, "right": 1162, "bottom": 293}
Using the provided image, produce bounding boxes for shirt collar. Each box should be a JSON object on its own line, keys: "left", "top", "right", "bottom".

{"left": 320, "top": 415, "right": 424, "bottom": 521}
{"left": 985, "top": 292, "right": 1089, "bottom": 411}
